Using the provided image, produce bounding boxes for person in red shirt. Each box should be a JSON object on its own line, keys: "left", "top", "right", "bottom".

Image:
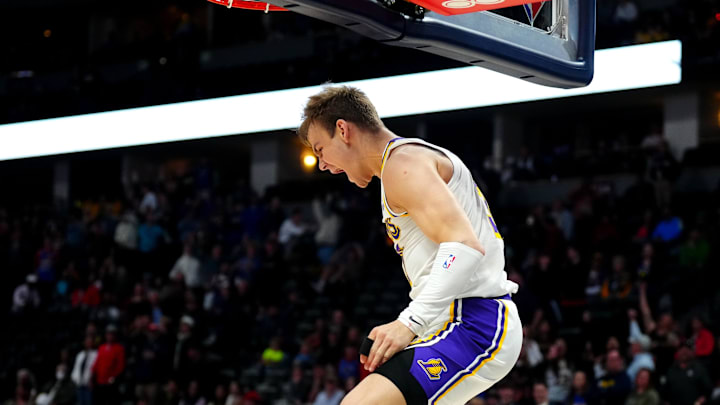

{"left": 690, "top": 316, "right": 715, "bottom": 359}
{"left": 91, "top": 324, "right": 125, "bottom": 405}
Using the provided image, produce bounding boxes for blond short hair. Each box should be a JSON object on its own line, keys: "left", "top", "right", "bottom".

{"left": 297, "top": 85, "right": 383, "bottom": 146}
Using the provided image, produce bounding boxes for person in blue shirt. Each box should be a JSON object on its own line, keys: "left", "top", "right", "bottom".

{"left": 651, "top": 208, "right": 682, "bottom": 243}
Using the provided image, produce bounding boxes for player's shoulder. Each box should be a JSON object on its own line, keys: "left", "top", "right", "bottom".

{"left": 383, "top": 145, "right": 436, "bottom": 181}
{"left": 384, "top": 144, "right": 437, "bottom": 172}
{"left": 382, "top": 145, "right": 446, "bottom": 199}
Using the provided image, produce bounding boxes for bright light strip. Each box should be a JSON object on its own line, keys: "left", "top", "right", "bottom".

{"left": 0, "top": 40, "right": 681, "bottom": 161}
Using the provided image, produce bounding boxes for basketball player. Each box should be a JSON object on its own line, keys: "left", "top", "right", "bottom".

{"left": 298, "top": 86, "right": 522, "bottom": 405}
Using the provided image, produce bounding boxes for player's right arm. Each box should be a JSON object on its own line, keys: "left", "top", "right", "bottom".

{"left": 383, "top": 147, "right": 487, "bottom": 336}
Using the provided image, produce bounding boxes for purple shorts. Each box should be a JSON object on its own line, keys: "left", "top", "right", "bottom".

{"left": 375, "top": 296, "right": 522, "bottom": 405}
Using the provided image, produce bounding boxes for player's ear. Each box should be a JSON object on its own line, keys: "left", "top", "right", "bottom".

{"left": 336, "top": 119, "right": 350, "bottom": 144}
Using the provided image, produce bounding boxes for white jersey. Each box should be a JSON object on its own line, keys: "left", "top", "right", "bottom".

{"left": 380, "top": 138, "right": 518, "bottom": 303}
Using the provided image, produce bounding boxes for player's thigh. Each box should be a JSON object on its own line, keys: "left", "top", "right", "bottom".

{"left": 341, "top": 374, "right": 406, "bottom": 405}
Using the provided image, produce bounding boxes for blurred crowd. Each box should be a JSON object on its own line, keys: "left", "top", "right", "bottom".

{"left": 476, "top": 125, "right": 685, "bottom": 188}
{"left": 1, "top": 129, "right": 720, "bottom": 405}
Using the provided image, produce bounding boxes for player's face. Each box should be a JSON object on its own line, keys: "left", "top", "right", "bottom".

{"left": 307, "top": 122, "right": 371, "bottom": 188}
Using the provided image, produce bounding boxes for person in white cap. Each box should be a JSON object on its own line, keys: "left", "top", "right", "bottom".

{"left": 12, "top": 274, "right": 41, "bottom": 313}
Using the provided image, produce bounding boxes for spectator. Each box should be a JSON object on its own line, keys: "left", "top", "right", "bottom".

{"left": 225, "top": 381, "right": 241, "bottom": 405}
{"left": 567, "top": 371, "right": 589, "bottom": 405}
{"left": 200, "top": 244, "right": 223, "bottom": 286}
{"left": 71, "top": 335, "right": 97, "bottom": 405}
{"left": 261, "top": 336, "right": 286, "bottom": 366}
{"left": 494, "top": 384, "right": 516, "bottom": 405}
{"left": 561, "top": 247, "right": 585, "bottom": 300}
{"left": 159, "top": 379, "right": 181, "bottom": 405}
{"left": 36, "top": 364, "right": 75, "bottom": 405}
{"left": 533, "top": 381, "right": 550, "bottom": 405}
{"left": 550, "top": 200, "right": 574, "bottom": 241}
{"left": 14, "top": 369, "right": 37, "bottom": 402}
{"left": 139, "top": 185, "right": 158, "bottom": 215}
{"left": 173, "top": 315, "right": 198, "bottom": 375}
{"left": 170, "top": 243, "right": 202, "bottom": 289}
{"left": 512, "top": 146, "right": 537, "bottom": 180}
{"left": 651, "top": 207, "right": 683, "bottom": 243}
{"left": 646, "top": 142, "right": 678, "bottom": 208}
{"left": 600, "top": 255, "right": 632, "bottom": 301}
{"left": 3, "top": 385, "right": 32, "bottom": 405}
{"left": 312, "top": 375, "right": 344, "bottom": 405}
{"left": 638, "top": 283, "right": 680, "bottom": 376}
{"left": 179, "top": 380, "right": 206, "bottom": 405}
{"left": 678, "top": 229, "right": 710, "bottom": 269}
{"left": 148, "top": 289, "right": 164, "bottom": 326}
{"left": 635, "top": 243, "right": 658, "bottom": 281}
{"left": 625, "top": 368, "right": 659, "bottom": 405}
{"left": 590, "top": 350, "right": 631, "bottom": 405}
{"left": 632, "top": 212, "right": 655, "bottom": 244}
{"left": 234, "top": 242, "right": 261, "bottom": 283}
{"left": 688, "top": 316, "right": 715, "bottom": 363}
{"left": 527, "top": 254, "right": 559, "bottom": 308}
{"left": 313, "top": 195, "right": 342, "bottom": 265}
{"left": 626, "top": 310, "right": 655, "bottom": 382}
{"left": 337, "top": 346, "right": 360, "bottom": 384}
{"left": 11, "top": 274, "right": 40, "bottom": 313}
{"left": 283, "top": 366, "right": 311, "bottom": 405}
{"left": 76, "top": 274, "right": 102, "bottom": 309}
{"left": 138, "top": 214, "right": 166, "bottom": 254}
{"left": 278, "top": 208, "right": 306, "bottom": 245}
{"left": 114, "top": 210, "right": 139, "bottom": 251}
{"left": 543, "top": 339, "right": 572, "bottom": 405}
{"left": 91, "top": 324, "right": 126, "bottom": 405}
{"left": 294, "top": 341, "right": 315, "bottom": 369}
{"left": 241, "top": 391, "right": 261, "bottom": 405}
{"left": 663, "top": 346, "right": 712, "bottom": 405}
{"left": 265, "top": 197, "right": 286, "bottom": 235}
{"left": 35, "top": 237, "right": 57, "bottom": 284}
{"left": 584, "top": 253, "right": 604, "bottom": 302}
{"left": 208, "top": 383, "right": 227, "bottom": 405}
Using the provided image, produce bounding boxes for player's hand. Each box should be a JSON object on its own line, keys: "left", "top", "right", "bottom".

{"left": 361, "top": 320, "right": 415, "bottom": 373}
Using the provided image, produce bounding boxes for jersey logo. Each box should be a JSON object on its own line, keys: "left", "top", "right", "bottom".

{"left": 442, "top": 255, "right": 456, "bottom": 270}
{"left": 385, "top": 221, "right": 400, "bottom": 240}
{"left": 417, "top": 358, "right": 448, "bottom": 380}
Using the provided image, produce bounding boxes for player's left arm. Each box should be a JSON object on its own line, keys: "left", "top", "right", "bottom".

{"left": 363, "top": 148, "right": 486, "bottom": 372}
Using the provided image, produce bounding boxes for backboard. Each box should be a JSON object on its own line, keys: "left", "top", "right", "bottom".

{"left": 259, "top": 0, "right": 595, "bottom": 88}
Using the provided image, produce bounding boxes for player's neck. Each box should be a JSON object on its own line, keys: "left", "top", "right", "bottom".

{"left": 365, "top": 128, "right": 397, "bottom": 178}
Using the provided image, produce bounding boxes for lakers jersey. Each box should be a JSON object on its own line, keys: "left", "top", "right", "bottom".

{"left": 380, "top": 138, "right": 518, "bottom": 306}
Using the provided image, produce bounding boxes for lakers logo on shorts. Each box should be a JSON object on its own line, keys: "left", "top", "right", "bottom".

{"left": 417, "top": 358, "right": 448, "bottom": 380}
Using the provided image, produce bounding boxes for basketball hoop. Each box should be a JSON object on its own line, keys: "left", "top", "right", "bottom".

{"left": 207, "top": 0, "right": 287, "bottom": 12}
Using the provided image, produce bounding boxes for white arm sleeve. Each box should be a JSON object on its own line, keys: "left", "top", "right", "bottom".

{"left": 397, "top": 241, "right": 485, "bottom": 336}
